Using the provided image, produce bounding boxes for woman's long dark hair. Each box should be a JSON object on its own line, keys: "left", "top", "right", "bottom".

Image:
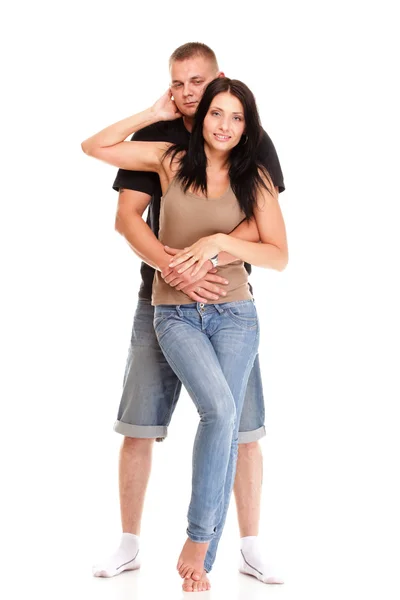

{"left": 165, "top": 77, "right": 273, "bottom": 220}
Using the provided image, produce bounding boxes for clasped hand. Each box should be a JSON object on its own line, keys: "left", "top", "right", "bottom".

{"left": 161, "top": 240, "right": 228, "bottom": 303}
{"left": 167, "top": 234, "right": 223, "bottom": 277}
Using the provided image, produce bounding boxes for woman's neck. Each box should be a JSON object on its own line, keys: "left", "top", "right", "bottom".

{"left": 204, "top": 144, "right": 230, "bottom": 171}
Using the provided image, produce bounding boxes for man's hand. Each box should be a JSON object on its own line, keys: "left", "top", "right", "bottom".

{"left": 180, "top": 276, "right": 228, "bottom": 303}
{"left": 162, "top": 246, "right": 227, "bottom": 289}
{"left": 161, "top": 247, "right": 218, "bottom": 287}
{"left": 152, "top": 90, "right": 182, "bottom": 122}
{"left": 162, "top": 246, "right": 229, "bottom": 303}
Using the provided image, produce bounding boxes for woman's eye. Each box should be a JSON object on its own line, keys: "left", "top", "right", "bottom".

{"left": 211, "top": 111, "right": 220, "bottom": 116}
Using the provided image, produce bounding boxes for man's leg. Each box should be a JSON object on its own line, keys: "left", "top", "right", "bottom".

{"left": 234, "top": 440, "right": 263, "bottom": 537}
{"left": 119, "top": 437, "right": 155, "bottom": 535}
{"left": 93, "top": 300, "right": 181, "bottom": 578}
{"left": 92, "top": 437, "right": 154, "bottom": 577}
{"left": 235, "top": 354, "right": 283, "bottom": 584}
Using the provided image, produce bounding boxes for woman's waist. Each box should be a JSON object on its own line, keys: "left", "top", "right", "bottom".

{"left": 152, "top": 263, "right": 251, "bottom": 306}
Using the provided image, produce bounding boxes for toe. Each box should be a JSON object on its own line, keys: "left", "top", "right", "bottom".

{"left": 181, "top": 566, "right": 192, "bottom": 579}
{"left": 183, "top": 579, "right": 193, "bottom": 592}
{"left": 192, "top": 570, "right": 202, "bottom": 581}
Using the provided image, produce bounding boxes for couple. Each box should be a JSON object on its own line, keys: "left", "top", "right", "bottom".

{"left": 82, "top": 43, "right": 288, "bottom": 593}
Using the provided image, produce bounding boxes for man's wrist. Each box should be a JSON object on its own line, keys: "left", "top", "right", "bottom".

{"left": 157, "top": 252, "right": 173, "bottom": 273}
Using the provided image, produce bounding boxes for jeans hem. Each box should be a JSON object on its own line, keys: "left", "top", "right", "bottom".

{"left": 113, "top": 421, "right": 167, "bottom": 442}
{"left": 238, "top": 425, "right": 266, "bottom": 444}
{"left": 187, "top": 529, "right": 215, "bottom": 544}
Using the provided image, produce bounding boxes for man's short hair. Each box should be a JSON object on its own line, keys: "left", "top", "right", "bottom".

{"left": 169, "top": 42, "right": 219, "bottom": 70}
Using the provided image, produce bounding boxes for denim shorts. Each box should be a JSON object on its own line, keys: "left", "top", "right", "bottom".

{"left": 114, "top": 299, "right": 266, "bottom": 443}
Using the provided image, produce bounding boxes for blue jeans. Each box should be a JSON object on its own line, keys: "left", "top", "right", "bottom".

{"left": 153, "top": 300, "right": 260, "bottom": 573}
{"left": 114, "top": 300, "right": 266, "bottom": 443}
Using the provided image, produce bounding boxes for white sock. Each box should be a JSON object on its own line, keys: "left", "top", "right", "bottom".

{"left": 92, "top": 533, "right": 141, "bottom": 578}
{"left": 239, "top": 536, "right": 284, "bottom": 584}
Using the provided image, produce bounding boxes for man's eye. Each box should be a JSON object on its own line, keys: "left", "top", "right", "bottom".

{"left": 194, "top": 80, "right": 203, "bottom": 85}
{"left": 173, "top": 83, "right": 182, "bottom": 88}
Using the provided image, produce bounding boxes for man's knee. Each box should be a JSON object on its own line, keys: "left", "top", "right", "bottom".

{"left": 121, "top": 436, "right": 155, "bottom": 453}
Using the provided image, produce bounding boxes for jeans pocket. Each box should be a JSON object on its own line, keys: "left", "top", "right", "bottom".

{"left": 226, "top": 303, "right": 258, "bottom": 330}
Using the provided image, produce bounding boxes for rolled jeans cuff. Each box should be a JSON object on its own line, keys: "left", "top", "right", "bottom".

{"left": 204, "top": 561, "right": 212, "bottom": 573}
{"left": 186, "top": 527, "right": 215, "bottom": 544}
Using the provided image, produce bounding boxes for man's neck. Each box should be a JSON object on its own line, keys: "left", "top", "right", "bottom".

{"left": 182, "top": 116, "right": 194, "bottom": 133}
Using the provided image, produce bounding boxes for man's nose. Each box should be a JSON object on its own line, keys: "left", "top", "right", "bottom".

{"left": 183, "top": 83, "right": 193, "bottom": 97}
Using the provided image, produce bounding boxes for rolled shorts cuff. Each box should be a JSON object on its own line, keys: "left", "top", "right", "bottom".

{"left": 113, "top": 420, "right": 168, "bottom": 442}
{"left": 238, "top": 425, "right": 266, "bottom": 444}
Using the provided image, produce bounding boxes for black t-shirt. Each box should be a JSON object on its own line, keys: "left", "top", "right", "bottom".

{"left": 112, "top": 118, "right": 285, "bottom": 300}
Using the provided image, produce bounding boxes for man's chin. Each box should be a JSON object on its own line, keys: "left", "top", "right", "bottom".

{"left": 179, "top": 106, "right": 197, "bottom": 118}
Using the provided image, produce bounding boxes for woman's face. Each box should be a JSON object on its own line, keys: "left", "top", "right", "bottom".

{"left": 202, "top": 92, "right": 246, "bottom": 153}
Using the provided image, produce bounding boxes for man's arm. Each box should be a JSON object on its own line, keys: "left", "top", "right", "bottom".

{"left": 115, "top": 188, "right": 229, "bottom": 302}
{"left": 115, "top": 188, "right": 171, "bottom": 271}
{"left": 258, "top": 129, "right": 285, "bottom": 193}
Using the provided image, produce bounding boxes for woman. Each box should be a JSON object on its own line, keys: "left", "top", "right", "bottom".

{"left": 82, "top": 78, "right": 288, "bottom": 591}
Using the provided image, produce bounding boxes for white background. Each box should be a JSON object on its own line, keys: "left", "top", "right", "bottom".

{"left": 1, "top": 1, "right": 399, "bottom": 599}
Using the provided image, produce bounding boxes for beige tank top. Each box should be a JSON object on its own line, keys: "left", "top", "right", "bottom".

{"left": 152, "top": 178, "right": 253, "bottom": 306}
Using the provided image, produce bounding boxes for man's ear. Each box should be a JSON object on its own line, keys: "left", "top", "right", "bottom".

{"left": 216, "top": 71, "right": 225, "bottom": 79}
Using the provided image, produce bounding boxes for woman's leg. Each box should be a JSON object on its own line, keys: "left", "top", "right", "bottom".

{"left": 203, "top": 300, "right": 260, "bottom": 573}
{"left": 154, "top": 305, "right": 238, "bottom": 580}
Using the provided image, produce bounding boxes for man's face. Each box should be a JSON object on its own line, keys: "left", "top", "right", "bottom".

{"left": 170, "top": 57, "right": 221, "bottom": 118}
{"left": 203, "top": 92, "right": 246, "bottom": 153}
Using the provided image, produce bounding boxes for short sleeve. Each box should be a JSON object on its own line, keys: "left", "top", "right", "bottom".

{"left": 111, "top": 122, "right": 166, "bottom": 194}
{"left": 257, "top": 130, "right": 285, "bottom": 193}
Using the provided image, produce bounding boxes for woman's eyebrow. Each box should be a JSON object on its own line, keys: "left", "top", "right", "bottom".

{"left": 210, "top": 106, "right": 244, "bottom": 115}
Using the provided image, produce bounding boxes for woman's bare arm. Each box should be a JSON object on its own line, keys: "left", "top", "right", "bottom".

{"left": 81, "top": 90, "right": 180, "bottom": 173}
{"left": 220, "top": 183, "right": 288, "bottom": 270}
{"left": 169, "top": 180, "right": 288, "bottom": 274}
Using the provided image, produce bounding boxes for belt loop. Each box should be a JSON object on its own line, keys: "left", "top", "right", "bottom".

{"left": 214, "top": 304, "right": 224, "bottom": 314}
{"left": 176, "top": 305, "right": 183, "bottom": 317}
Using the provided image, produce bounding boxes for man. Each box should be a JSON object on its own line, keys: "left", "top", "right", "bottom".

{"left": 93, "top": 42, "right": 285, "bottom": 591}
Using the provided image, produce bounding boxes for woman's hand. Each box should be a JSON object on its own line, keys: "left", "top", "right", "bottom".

{"left": 162, "top": 247, "right": 228, "bottom": 289}
{"left": 152, "top": 90, "right": 182, "bottom": 122}
{"left": 166, "top": 234, "right": 225, "bottom": 277}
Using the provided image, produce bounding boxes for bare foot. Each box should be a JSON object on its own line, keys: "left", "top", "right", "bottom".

{"left": 177, "top": 538, "right": 209, "bottom": 581}
{"left": 182, "top": 570, "right": 211, "bottom": 593}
